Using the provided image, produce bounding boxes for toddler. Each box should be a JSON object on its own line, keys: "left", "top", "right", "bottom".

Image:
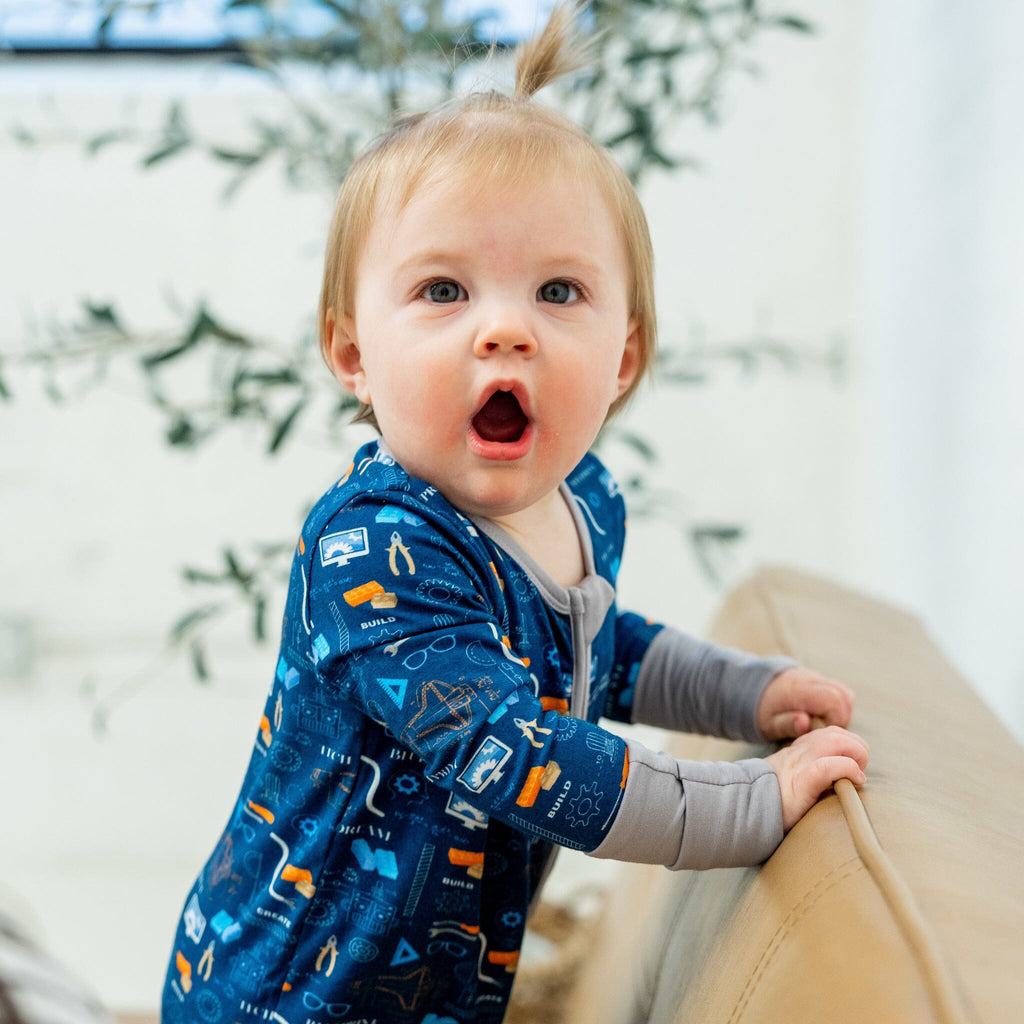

{"left": 161, "top": 4, "right": 868, "bottom": 1022}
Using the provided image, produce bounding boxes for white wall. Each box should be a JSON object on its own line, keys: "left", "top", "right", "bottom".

{"left": 857, "top": 0, "right": 1024, "bottom": 743}
{"left": 0, "top": 1, "right": 1020, "bottom": 1012}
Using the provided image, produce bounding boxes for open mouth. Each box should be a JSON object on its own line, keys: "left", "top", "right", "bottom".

{"left": 472, "top": 389, "right": 530, "bottom": 444}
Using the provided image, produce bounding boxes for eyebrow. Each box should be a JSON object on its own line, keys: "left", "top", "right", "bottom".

{"left": 398, "top": 248, "right": 451, "bottom": 268}
{"left": 396, "top": 249, "right": 610, "bottom": 280}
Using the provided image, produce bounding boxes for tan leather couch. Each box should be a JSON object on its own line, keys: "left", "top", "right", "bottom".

{"left": 565, "top": 567, "right": 1024, "bottom": 1024}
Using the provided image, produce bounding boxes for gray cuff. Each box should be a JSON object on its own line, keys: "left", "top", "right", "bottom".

{"left": 588, "top": 740, "right": 784, "bottom": 870}
{"left": 632, "top": 626, "right": 796, "bottom": 741}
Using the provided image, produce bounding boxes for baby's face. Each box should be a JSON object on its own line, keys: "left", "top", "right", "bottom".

{"left": 329, "top": 169, "right": 639, "bottom": 523}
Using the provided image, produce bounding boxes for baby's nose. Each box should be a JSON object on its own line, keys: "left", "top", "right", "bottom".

{"left": 473, "top": 312, "right": 538, "bottom": 357}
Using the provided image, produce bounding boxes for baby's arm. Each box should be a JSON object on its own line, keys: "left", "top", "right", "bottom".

{"left": 616, "top": 620, "right": 857, "bottom": 747}
{"left": 589, "top": 718, "right": 868, "bottom": 869}
{"left": 617, "top": 621, "right": 796, "bottom": 741}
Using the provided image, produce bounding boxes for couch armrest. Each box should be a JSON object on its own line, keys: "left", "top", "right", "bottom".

{"left": 565, "top": 566, "right": 1024, "bottom": 1024}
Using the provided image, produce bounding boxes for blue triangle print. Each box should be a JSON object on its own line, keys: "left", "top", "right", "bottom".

{"left": 390, "top": 936, "right": 420, "bottom": 966}
{"left": 379, "top": 677, "right": 408, "bottom": 707}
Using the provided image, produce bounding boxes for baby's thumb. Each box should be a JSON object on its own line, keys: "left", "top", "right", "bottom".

{"left": 767, "top": 710, "right": 811, "bottom": 739}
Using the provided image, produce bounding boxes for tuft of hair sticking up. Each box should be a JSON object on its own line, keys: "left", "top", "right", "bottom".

{"left": 513, "top": 2, "right": 593, "bottom": 101}
{"left": 319, "top": 0, "right": 656, "bottom": 429}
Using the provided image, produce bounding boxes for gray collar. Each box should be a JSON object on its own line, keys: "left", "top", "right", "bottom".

{"left": 470, "top": 483, "right": 615, "bottom": 648}
{"left": 373, "top": 438, "right": 615, "bottom": 640}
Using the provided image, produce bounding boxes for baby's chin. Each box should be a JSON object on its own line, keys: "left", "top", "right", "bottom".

{"left": 378, "top": 423, "right": 580, "bottom": 522}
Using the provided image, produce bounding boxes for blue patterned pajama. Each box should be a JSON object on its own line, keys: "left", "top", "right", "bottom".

{"left": 162, "top": 441, "right": 667, "bottom": 1024}
{"left": 162, "top": 435, "right": 794, "bottom": 1023}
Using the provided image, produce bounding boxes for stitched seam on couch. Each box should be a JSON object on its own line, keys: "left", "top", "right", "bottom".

{"left": 756, "top": 571, "right": 973, "bottom": 1024}
{"left": 834, "top": 781, "right": 973, "bottom": 1024}
{"left": 726, "top": 856, "right": 862, "bottom": 1024}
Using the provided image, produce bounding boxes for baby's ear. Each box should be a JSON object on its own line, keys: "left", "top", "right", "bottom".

{"left": 326, "top": 312, "right": 371, "bottom": 404}
{"left": 615, "top": 320, "right": 642, "bottom": 398}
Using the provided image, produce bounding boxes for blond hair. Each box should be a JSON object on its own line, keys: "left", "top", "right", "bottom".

{"left": 317, "top": 1, "right": 656, "bottom": 425}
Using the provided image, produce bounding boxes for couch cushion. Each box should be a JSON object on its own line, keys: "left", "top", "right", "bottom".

{"left": 565, "top": 567, "right": 1024, "bottom": 1024}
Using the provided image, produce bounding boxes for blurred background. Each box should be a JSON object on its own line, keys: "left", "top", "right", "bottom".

{"left": 1, "top": 0, "right": 1022, "bottom": 1016}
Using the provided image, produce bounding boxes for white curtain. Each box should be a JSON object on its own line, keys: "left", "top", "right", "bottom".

{"left": 861, "top": 0, "right": 1024, "bottom": 739}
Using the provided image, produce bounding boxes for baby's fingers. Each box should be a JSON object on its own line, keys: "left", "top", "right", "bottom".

{"left": 806, "top": 753, "right": 867, "bottom": 793}
{"left": 769, "top": 726, "right": 870, "bottom": 830}
{"left": 803, "top": 678, "right": 856, "bottom": 727}
{"left": 802, "top": 724, "right": 870, "bottom": 769}
{"left": 780, "top": 755, "right": 866, "bottom": 830}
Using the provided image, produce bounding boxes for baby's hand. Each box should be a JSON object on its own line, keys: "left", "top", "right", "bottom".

{"left": 757, "top": 665, "right": 854, "bottom": 740}
{"left": 765, "top": 726, "right": 869, "bottom": 831}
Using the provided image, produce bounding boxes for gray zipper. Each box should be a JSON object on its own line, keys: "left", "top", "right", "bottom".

{"left": 568, "top": 585, "right": 592, "bottom": 719}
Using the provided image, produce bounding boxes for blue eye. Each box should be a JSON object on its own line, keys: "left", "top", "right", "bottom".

{"left": 538, "top": 280, "right": 579, "bottom": 304}
{"left": 425, "top": 280, "right": 464, "bottom": 303}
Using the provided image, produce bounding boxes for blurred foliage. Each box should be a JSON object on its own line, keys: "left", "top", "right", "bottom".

{"left": 14, "top": 298, "right": 349, "bottom": 453}
{"left": 10, "top": 0, "right": 813, "bottom": 189}
{"left": 3, "top": 0, "right": 839, "bottom": 701}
